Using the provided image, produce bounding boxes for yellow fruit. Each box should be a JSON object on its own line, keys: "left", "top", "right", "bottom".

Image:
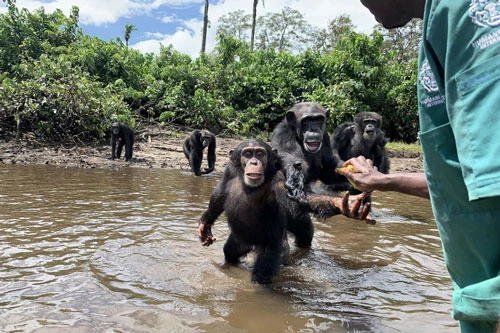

{"left": 336, "top": 165, "right": 359, "bottom": 190}
{"left": 335, "top": 164, "right": 357, "bottom": 175}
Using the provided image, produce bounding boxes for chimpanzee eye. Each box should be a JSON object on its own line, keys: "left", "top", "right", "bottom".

{"left": 256, "top": 151, "right": 264, "bottom": 158}
{"left": 243, "top": 151, "right": 252, "bottom": 158}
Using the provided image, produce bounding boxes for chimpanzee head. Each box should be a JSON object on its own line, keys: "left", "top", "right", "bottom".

{"left": 355, "top": 112, "right": 382, "bottom": 143}
{"left": 200, "top": 130, "right": 214, "bottom": 148}
{"left": 230, "top": 139, "right": 280, "bottom": 188}
{"left": 285, "top": 102, "right": 329, "bottom": 154}
{"left": 111, "top": 122, "right": 121, "bottom": 135}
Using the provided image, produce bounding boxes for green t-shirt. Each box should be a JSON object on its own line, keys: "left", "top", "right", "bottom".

{"left": 418, "top": 0, "right": 500, "bottom": 327}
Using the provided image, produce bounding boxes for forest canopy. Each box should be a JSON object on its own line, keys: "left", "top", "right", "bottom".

{"left": 0, "top": 0, "right": 422, "bottom": 144}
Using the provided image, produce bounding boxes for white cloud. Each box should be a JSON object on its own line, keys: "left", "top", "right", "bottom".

{"left": 136, "top": 0, "right": 378, "bottom": 58}
{"left": 1, "top": 0, "right": 379, "bottom": 59}
{"left": 161, "top": 15, "right": 176, "bottom": 24}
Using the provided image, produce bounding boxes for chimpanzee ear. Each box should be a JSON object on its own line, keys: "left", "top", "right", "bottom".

{"left": 285, "top": 110, "right": 297, "bottom": 127}
{"left": 324, "top": 108, "right": 331, "bottom": 119}
{"left": 271, "top": 148, "right": 279, "bottom": 160}
{"left": 272, "top": 149, "right": 282, "bottom": 170}
{"left": 229, "top": 149, "right": 239, "bottom": 166}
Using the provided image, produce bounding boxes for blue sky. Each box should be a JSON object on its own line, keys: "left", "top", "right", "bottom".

{"left": 0, "top": 0, "right": 378, "bottom": 59}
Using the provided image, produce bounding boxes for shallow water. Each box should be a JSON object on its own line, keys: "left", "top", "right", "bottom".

{"left": 0, "top": 164, "right": 456, "bottom": 332}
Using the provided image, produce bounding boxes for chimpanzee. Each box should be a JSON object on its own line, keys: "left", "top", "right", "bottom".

{"left": 197, "top": 139, "right": 372, "bottom": 284}
{"left": 183, "top": 130, "right": 216, "bottom": 176}
{"left": 111, "top": 121, "right": 135, "bottom": 162}
{"left": 270, "top": 102, "right": 343, "bottom": 247}
{"left": 330, "top": 111, "right": 390, "bottom": 192}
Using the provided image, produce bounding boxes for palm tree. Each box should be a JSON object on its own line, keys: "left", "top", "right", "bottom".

{"left": 201, "top": 0, "right": 209, "bottom": 54}
{"left": 250, "top": 0, "right": 264, "bottom": 51}
{"left": 124, "top": 23, "right": 137, "bottom": 48}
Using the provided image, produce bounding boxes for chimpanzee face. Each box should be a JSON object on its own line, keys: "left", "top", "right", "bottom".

{"left": 241, "top": 145, "right": 268, "bottom": 188}
{"left": 201, "top": 136, "right": 211, "bottom": 147}
{"left": 285, "top": 103, "right": 329, "bottom": 154}
{"left": 363, "top": 119, "right": 377, "bottom": 135}
{"left": 355, "top": 112, "right": 382, "bottom": 142}
{"left": 300, "top": 115, "right": 326, "bottom": 153}
{"left": 112, "top": 122, "right": 121, "bottom": 135}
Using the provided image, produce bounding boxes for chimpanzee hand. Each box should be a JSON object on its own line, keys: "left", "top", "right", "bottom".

{"left": 198, "top": 220, "right": 216, "bottom": 246}
{"left": 285, "top": 161, "right": 307, "bottom": 204}
{"left": 337, "top": 191, "right": 375, "bottom": 225}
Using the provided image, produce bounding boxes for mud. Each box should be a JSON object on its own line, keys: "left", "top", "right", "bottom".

{"left": 0, "top": 126, "right": 423, "bottom": 173}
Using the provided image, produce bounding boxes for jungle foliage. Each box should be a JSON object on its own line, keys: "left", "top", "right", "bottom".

{"left": 0, "top": 1, "right": 421, "bottom": 143}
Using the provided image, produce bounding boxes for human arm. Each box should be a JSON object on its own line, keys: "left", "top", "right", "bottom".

{"left": 340, "top": 156, "right": 430, "bottom": 199}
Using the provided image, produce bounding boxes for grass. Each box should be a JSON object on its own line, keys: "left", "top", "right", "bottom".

{"left": 386, "top": 141, "right": 422, "bottom": 157}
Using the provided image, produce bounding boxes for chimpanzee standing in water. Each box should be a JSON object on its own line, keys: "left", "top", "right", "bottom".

{"left": 330, "top": 111, "right": 390, "bottom": 192}
{"left": 111, "top": 121, "right": 135, "bottom": 162}
{"left": 183, "top": 130, "right": 216, "bottom": 176}
{"left": 198, "top": 139, "right": 373, "bottom": 284}
{"left": 270, "top": 102, "right": 344, "bottom": 247}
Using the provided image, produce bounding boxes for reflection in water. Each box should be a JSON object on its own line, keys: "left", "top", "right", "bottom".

{"left": 0, "top": 164, "right": 456, "bottom": 332}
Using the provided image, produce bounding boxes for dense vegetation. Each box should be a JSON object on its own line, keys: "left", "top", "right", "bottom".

{"left": 0, "top": 1, "right": 421, "bottom": 144}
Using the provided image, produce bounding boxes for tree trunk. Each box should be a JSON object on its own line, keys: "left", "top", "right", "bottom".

{"left": 201, "top": 0, "right": 209, "bottom": 54}
{"left": 250, "top": 0, "right": 258, "bottom": 51}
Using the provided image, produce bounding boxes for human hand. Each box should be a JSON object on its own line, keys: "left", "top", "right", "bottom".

{"left": 337, "top": 156, "right": 384, "bottom": 193}
{"left": 198, "top": 221, "right": 216, "bottom": 246}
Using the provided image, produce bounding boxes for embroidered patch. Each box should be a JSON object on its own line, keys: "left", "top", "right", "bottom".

{"left": 418, "top": 60, "right": 439, "bottom": 93}
{"left": 469, "top": 0, "right": 500, "bottom": 27}
{"left": 418, "top": 59, "right": 445, "bottom": 108}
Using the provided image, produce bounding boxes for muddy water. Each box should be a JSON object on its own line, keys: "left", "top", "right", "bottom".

{"left": 0, "top": 164, "right": 457, "bottom": 332}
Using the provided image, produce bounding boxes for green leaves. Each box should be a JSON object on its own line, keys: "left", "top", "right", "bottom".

{"left": 0, "top": 1, "right": 420, "bottom": 143}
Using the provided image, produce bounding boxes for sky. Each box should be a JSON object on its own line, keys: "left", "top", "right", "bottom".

{"left": 0, "top": 0, "right": 379, "bottom": 59}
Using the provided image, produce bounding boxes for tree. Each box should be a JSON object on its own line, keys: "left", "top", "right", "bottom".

{"left": 255, "top": 7, "right": 316, "bottom": 52}
{"left": 216, "top": 10, "right": 251, "bottom": 42}
{"left": 250, "top": 0, "right": 264, "bottom": 51}
{"left": 0, "top": 1, "right": 80, "bottom": 74}
{"left": 374, "top": 18, "right": 422, "bottom": 64}
{"left": 124, "top": 23, "right": 137, "bottom": 48}
{"left": 313, "top": 14, "right": 356, "bottom": 53}
{"left": 201, "top": 0, "right": 209, "bottom": 54}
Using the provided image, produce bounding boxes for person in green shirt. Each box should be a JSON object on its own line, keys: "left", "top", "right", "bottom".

{"left": 350, "top": 1, "right": 500, "bottom": 332}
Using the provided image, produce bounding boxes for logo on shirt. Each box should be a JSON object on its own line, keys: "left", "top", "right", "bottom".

{"left": 470, "top": 0, "right": 500, "bottom": 27}
{"left": 418, "top": 59, "right": 445, "bottom": 108}
{"left": 418, "top": 60, "right": 439, "bottom": 93}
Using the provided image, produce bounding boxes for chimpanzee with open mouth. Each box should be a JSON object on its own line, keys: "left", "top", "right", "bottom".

{"left": 271, "top": 102, "right": 344, "bottom": 247}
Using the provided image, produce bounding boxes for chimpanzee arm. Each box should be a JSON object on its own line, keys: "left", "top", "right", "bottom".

{"left": 202, "top": 137, "right": 216, "bottom": 174}
{"left": 284, "top": 162, "right": 375, "bottom": 225}
{"left": 305, "top": 192, "right": 375, "bottom": 224}
{"left": 319, "top": 134, "right": 343, "bottom": 185}
{"left": 198, "top": 168, "right": 232, "bottom": 246}
{"left": 110, "top": 134, "right": 117, "bottom": 159}
{"left": 372, "top": 137, "right": 390, "bottom": 174}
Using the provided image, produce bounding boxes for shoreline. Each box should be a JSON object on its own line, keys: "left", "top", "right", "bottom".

{"left": 0, "top": 128, "right": 424, "bottom": 174}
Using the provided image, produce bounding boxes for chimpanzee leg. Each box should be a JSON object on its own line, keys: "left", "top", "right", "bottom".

{"left": 190, "top": 152, "right": 203, "bottom": 176}
{"left": 117, "top": 140, "right": 125, "bottom": 159}
{"left": 287, "top": 212, "right": 314, "bottom": 248}
{"left": 124, "top": 139, "right": 133, "bottom": 161}
{"left": 252, "top": 244, "right": 282, "bottom": 284}
{"left": 223, "top": 233, "right": 253, "bottom": 264}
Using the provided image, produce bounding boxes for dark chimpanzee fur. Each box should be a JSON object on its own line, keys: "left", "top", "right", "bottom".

{"left": 183, "top": 129, "right": 216, "bottom": 176}
{"left": 197, "top": 139, "right": 371, "bottom": 284}
{"left": 330, "top": 111, "right": 390, "bottom": 192}
{"left": 270, "top": 102, "right": 343, "bottom": 247}
{"left": 111, "top": 122, "right": 135, "bottom": 162}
